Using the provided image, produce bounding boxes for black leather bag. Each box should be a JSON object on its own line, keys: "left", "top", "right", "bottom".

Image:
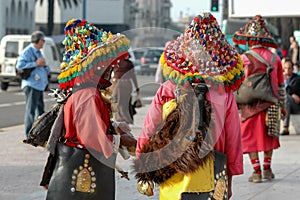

{"left": 27, "top": 89, "right": 71, "bottom": 147}
{"left": 134, "top": 98, "right": 142, "bottom": 108}
{"left": 16, "top": 68, "right": 35, "bottom": 79}
{"left": 27, "top": 103, "right": 62, "bottom": 147}
{"left": 46, "top": 143, "right": 116, "bottom": 200}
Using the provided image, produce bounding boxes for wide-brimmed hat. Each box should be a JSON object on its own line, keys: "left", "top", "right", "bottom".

{"left": 160, "top": 12, "right": 244, "bottom": 92}
{"left": 232, "top": 15, "right": 278, "bottom": 49}
{"left": 58, "top": 18, "right": 130, "bottom": 90}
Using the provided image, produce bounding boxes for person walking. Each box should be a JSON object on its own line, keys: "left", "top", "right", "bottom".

{"left": 233, "top": 15, "right": 287, "bottom": 183}
{"left": 281, "top": 58, "right": 300, "bottom": 135}
{"left": 16, "top": 30, "right": 50, "bottom": 142}
{"left": 134, "top": 12, "right": 244, "bottom": 199}
{"left": 42, "top": 18, "right": 136, "bottom": 200}
{"left": 287, "top": 35, "right": 299, "bottom": 65}
{"left": 111, "top": 53, "right": 139, "bottom": 124}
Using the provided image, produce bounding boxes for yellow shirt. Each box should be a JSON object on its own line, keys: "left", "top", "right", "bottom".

{"left": 159, "top": 157, "right": 214, "bottom": 200}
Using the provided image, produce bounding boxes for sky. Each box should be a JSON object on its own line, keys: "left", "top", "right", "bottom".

{"left": 170, "top": 0, "right": 210, "bottom": 21}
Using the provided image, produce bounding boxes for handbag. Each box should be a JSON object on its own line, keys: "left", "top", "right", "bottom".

{"left": 46, "top": 143, "right": 116, "bottom": 200}
{"left": 28, "top": 103, "right": 63, "bottom": 147}
{"left": 133, "top": 98, "right": 142, "bottom": 108}
{"left": 234, "top": 50, "right": 278, "bottom": 104}
{"left": 27, "top": 89, "right": 71, "bottom": 147}
{"left": 133, "top": 93, "right": 142, "bottom": 108}
{"left": 16, "top": 68, "right": 35, "bottom": 79}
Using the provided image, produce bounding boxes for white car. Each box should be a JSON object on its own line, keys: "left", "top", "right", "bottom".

{"left": 129, "top": 47, "right": 164, "bottom": 75}
{"left": 128, "top": 47, "right": 145, "bottom": 75}
{"left": 0, "top": 35, "right": 61, "bottom": 91}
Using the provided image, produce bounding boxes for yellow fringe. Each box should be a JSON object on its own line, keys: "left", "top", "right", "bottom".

{"left": 161, "top": 53, "right": 244, "bottom": 85}
{"left": 58, "top": 37, "right": 130, "bottom": 80}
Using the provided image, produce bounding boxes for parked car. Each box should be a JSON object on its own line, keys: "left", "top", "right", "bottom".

{"left": 138, "top": 47, "right": 164, "bottom": 75}
{"left": 128, "top": 47, "right": 145, "bottom": 74}
{"left": 0, "top": 35, "right": 61, "bottom": 91}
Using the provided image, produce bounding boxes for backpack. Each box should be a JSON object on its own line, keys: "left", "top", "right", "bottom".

{"left": 234, "top": 50, "right": 278, "bottom": 104}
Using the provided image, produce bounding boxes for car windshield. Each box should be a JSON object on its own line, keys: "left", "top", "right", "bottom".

{"left": 143, "top": 48, "right": 164, "bottom": 64}
{"left": 5, "top": 41, "right": 19, "bottom": 58}
{"left": 145, "top": 49, "right": 163, "bottom": 58}
{"left": 133, "top": 50, "right": 144, "bottom": 60}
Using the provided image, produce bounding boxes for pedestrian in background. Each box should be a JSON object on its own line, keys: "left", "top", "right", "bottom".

{"left": 287, "top": 35, "right": 299, "bottom": 65}
{"left": 134, "top": 12, "right": 244, "bottom": 199}
{"left": 111, "top": 53, "right": 139, "bottom": 124}
{"left": 281, "top": 58, "right": 300, "bottom": 135}
{"left": 233, "top": 15, "right": 287, "bottom": 183}
{"left": 16, "top": 30, "right": 50, "bottom": 142}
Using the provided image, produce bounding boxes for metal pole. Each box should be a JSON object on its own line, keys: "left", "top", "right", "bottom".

{"left": 83, "top": 0, "right": 86, "bottom": 19}
{"left": 228, "top": 0, "right": 232, "bottom": 18}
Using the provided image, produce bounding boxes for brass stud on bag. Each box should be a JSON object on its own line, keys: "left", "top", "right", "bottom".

{"left": 209, "top": 164, "right": 228, "bottom": 200}
{"left": 70, "top": 153, "right": 96, "bottom": 193}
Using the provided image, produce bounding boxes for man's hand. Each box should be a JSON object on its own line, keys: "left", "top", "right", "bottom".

{"left": 120, "top": 133, "right": 137, "bottom": 148}
{"left": 43, "top": 185, "right": 48, "bottom": 190}
{"left": 281, "top": 107, "right": 287, "bottom": 119}
{"left": 116, "top": 122, "right": 131, "bottom": 134}
{"left": 292, "top": 94, "right": 300, "bottom": 104}
{"left": 36, "top": 57, "right": 46, "bottom": 67}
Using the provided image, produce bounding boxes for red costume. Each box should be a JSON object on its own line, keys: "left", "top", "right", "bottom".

{"left": 239, "top": 47, "right": 284, "bottom": 153}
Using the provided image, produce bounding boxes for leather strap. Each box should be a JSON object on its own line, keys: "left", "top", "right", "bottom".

{"left": 246, "top": 50, "right": 276, "bottom": 78}
{"left": 246, "top": 50, "right": 276, "bottom": 68}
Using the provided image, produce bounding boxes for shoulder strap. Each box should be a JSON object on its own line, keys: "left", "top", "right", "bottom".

{"left": 246, "top": 50, "right": 276, "bottom": 67}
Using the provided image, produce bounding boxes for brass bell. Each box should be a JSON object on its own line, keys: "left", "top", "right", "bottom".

{"left": 137, "top": 180, "right": 154, "bottom": 196}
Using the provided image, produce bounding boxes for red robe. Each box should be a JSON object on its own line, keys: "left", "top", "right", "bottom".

{"left": 239, "top": 47, "right": 283, "bottom": 153}
{"left": 63, "top": 85, "right": 114, "bottom": 158}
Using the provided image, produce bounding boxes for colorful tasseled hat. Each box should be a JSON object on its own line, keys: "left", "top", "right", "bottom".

{"left": 232, "top": 15, "right": 278, "bottom": 49}
{"left": 160, "top": 12, "right": 244, "bottom": 92}
{"left": 58, "top": 18, "right": 130, "bottom": 90}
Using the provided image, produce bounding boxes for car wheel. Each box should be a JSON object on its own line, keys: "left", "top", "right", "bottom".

{"left": 1, "top": 81, "right": 9, "bottom": 91}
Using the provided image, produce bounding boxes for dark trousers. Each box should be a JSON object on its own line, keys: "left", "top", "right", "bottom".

{"left": 23, "top": 86, "right": 44, "bottom": 138}
{"left": 284, "top": 94, "right": 300, "bottom": 128}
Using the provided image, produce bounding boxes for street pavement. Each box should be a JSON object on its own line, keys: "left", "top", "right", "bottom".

{"left": 0, "top": 103, "right": 299, "bottom": 200}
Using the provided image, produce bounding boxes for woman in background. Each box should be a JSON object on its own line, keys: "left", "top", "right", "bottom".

{"left": 112, "top": 53, "right": 139, "bottom": 124}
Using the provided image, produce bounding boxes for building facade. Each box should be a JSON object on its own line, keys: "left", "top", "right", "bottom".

{"left": 129, "top": 0, "right": 172, "bottom": 47}
{"left": 0, "top": 0, "right": 35, "bottom": 40}
{"left": 134, "top": 0, "right": 172, "bottom": 28}
{"left": 35, "top": 0, "right": 135, "bottom": 36}
{"left": 34, "top": 0, "right": 172, "bottom": 47}
{"left": 0, "top": 0, "right": 173, "bottom": 47}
